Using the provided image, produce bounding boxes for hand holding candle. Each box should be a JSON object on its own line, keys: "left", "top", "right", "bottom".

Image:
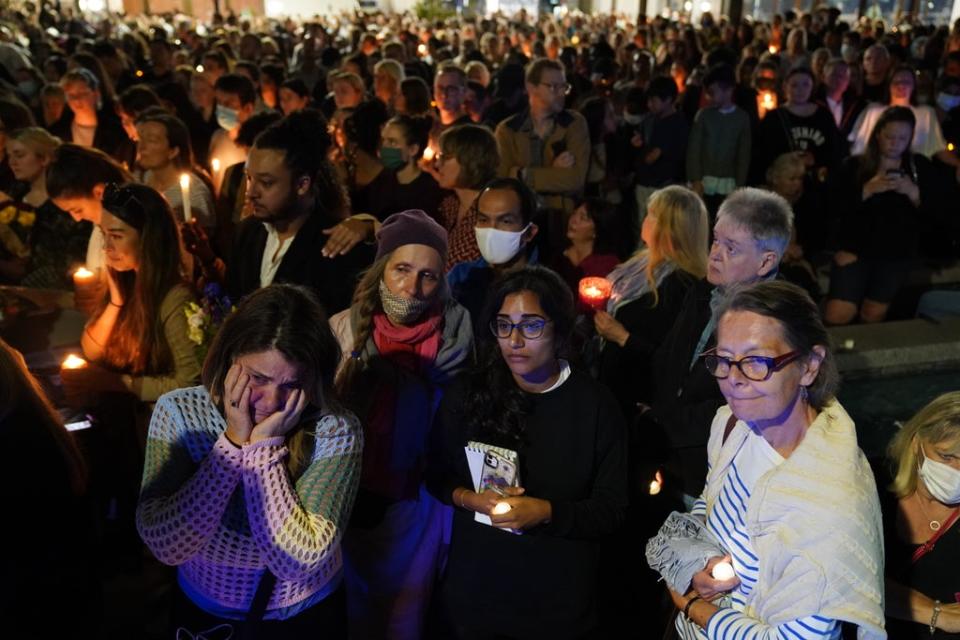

{"left": 579, "top": 277, "right": 612, "bottom": 311}
{"left": 711, "top": 561, "right": 736, "bottom": 581}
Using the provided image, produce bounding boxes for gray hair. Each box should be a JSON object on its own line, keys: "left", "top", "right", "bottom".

{"left": 716, "top": 187, "right": 794, "bottom": 259}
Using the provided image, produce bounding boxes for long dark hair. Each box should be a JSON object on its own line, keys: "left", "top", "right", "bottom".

{"left": 462, "top": 266, "right": 576, "bottom": 446}
{"left": 96, "top": 183, "right": 185, "bottom": 376}
{"left": 858, "top": 106, "right": 916, "bottom": 186}
{"left": 202, "top": 284, "right": 343, "bottom": 474}
{"left": 47, "top": 143, "right": 133, "bottom": 199}
{"left": 0, "top": 338, "right": 87, "bottom": 495}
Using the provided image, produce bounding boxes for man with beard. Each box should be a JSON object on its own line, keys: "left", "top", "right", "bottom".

{"left": 225, "top": 109, "right": 373, "bottom": 313}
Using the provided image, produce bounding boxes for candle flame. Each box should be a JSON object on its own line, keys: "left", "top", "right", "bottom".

{"left": 211, "top": 158, "right": 221, "bottom": 173}
{"left": 74, "top": 267, "right": 94, "bottom": 279}
{"left": 649, "top": 470, "right": 663, "bottom": 495}
{"left": 768, "top": 44, "right": 778, "bottom": 54}
{"left": 492, "top": 501, "right": 512, "bottom": 515}
{"left": 417, "top": 43, "right": 427, "bottom": 56}
{"left": 179, "top": 173, "right": 191, "bottom": 189}
{"left": 62, "top": 354, "right": 88, "bottom": 369}
{"left": 584, "top": 286, "right": 602, "bottom": 297}
{"left": 948, "top": 142, "right": 956, "bottom": 152}
{"left": 422, "top": 146, "right": 435, "bottom": 161}
{"left": 196, "top": 64, "right": 204, "bottom": 73}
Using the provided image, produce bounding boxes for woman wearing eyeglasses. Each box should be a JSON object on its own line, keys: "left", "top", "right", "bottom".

{"left": 429, "top": 266, "right": 627, "bottom": 639}
{"left": 666, "top": 280, "right": 884, "bottom": 640}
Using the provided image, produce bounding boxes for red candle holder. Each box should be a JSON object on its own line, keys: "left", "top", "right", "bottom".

{"left": 578, "top": 277, "right": 612, "bottom": 311}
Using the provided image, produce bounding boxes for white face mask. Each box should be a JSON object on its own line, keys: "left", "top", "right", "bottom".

{"left": 623, "top": 112, "right": 644, "bottom": 126}
{"left": 475, "top": 223, "right": 530, "bottom": 265}
{"left": 918, "top": 445, "right": 960, "bottom": 505}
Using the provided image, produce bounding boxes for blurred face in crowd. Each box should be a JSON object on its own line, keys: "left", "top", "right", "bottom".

{"left": 191, "top": 74, "right": 215, "bottom": 110}
{"left": 528, "top": 67, "right": 567, "bottom": 116}
{"left": 136, "top": 121, "right": 178, "bottom": 171}
{"left": 54, "top": 186, "right": 105, "bottom": 224}
{"left": 380, "top": 123, "right": 417, "bottom": 168}
{"left": 707, "top": 214, "right": 777, "bottom": 287}
{"left": 824, "top": 62, "right": 850, "bottom": 96}
{"left": 374, "top": 69, "right": 399, "bottom": 106}
{"left": 706, "top": 82, "right": 734, "bottom": 108}
{"left": 215, "top": 89, "right": 254, "bottom": 129}
{"left": 566, "top": 204, "right": 596, "bottom": 244}
{"left": 332, "top": 79, "right": 363, "bottom": 110}
{"left": 63, "top": 79, "right": 99, "bottom": 121}
{"left": 279, "top": 87, "right": 309, "bottom": 115}
{"left": 384, "top": 244, "right": 444, "bottom": 303}
{"left": 100, "top": 209, "right": 140, "bottom": 272}
{"left": 6, "top": 140, "right": 48, "bottom": 183}
{"left": 863, "top": 46, "right": 890, "bottom": 80}
{"left": 495, "top": 290, "right": 559, "bottom": 389}
{"left": 202, "top": 55, "right": 227, "bottom": 84}
{"left": 715, "top": 310, "right": 820, "bottom": 427}
{"left": 770, "top": 162, "right": 805, "bottom": 203}
{"left": 41, "top": 91, "right": 66, "bottom": 127}
{"left": 245, "top": 147, "right": 308, "bottom": 224}
{"left": 889, "top": 70, "right": 915, "bottom": 104}
{"left": 784, "top": 72, "right": 814, "bottom": 105}
{"left": 234, "top": 349, "right": 302, "bottom": 425}
{"left": 434, "top": 70, "right": 467, "bottom": 115}
{"left": 435, "top": 146, "right": 462, "bottom": 189}
{"left": 877, "top": 121, "right": 913, "bottom": 160}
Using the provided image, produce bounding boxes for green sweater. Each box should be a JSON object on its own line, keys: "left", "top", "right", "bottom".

{"left": 685, "top": 106, "right": 752, "bottom": 186}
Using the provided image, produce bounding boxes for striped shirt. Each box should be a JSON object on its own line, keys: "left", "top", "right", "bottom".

{"left": 677, "top": 431, "right": 842, "bottom": 640}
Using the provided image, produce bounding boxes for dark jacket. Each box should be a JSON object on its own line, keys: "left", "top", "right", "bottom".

{"left": 49, "top": 109, "right": 135, "bottom": 167}
{"left": 226, "top": 206, "right": 374, "bottom": 315}
{"left": 645, "top": 278, "right": 725, "bottom": 498}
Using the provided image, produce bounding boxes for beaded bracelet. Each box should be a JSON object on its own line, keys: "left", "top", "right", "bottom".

{"left": 930, "top": 600, "right": 941, "bottom": 636}
{"left": 683, "top": 596, "right": 702, "bottom": 619}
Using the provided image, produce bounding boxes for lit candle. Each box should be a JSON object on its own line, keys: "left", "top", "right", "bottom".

{"left": 211, "top": 157, "right": 221, "bottom": 174}
{"left": 180, "top": 173, "right": 192, "bottom": 223}
{"left": 73, "top": 266, "right": 94, "bottom": 285}
{"left": 768, "top": 44, "right": 778, "bottom": 54}
{"left": 757, "top": 90, "right": 777, "bottom": 119}
{"left": 712, "top": 561, "right": 736, "bottom": 581}
{"left": 649, "top": 470, "right": 663, "bottom": 496}
{"left": 417, "top": 43, "right": 428, "bottom": 57}
{"left": 948, "top": 142, "right": 956, "bottom": 152}
{"left": 578, "top": 277, "right": 613, "bottom": 310}
{"left": 491, "top": 502, "right": 512, "bottom": 515}
{"left": 62, "top": 354, "right": 88, "bottom": 370}
{"left": 422, "top": 146, "right": 436, "bottom": 162}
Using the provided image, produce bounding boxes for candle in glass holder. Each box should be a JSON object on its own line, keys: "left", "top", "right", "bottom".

{"left": 73, "top": 266, "right": 99, "bottom": 315}
{"left": 180, "top": 173, "right": 192, "bottom": 223}
{"left": 712, "top": 561, "right": 736, "bottom": 581}
{"left": 62, "top": 354, "right": 88, "bottom": 370}
{"left": 578, "top": 277, "right": 613, "bottom": 310}
{"left": 73, "top": 266, "right": 94, "bottom": 285}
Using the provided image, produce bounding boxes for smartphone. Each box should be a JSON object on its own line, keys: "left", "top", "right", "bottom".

{"left": 480, "top": 451, "right": 518, "bottom": 494}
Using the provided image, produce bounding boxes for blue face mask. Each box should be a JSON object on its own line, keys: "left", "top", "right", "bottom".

{"left": 216, "top": 104, "right": 239, "bottom": 131}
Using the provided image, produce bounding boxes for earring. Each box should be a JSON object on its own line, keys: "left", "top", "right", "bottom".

{"left": 800, "top": 385, "right": 809, "bottom": 403}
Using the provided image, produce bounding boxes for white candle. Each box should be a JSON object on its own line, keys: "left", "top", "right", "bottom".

{"left": 712, "top": 561, "right": 736, "bottom": 581}
{"left": 73, "top": 266, "right": 94, "bottom": 285}
{"left": 180, "top": 173, "right": 192, "bottom": 223}
{"left": 491, "top": 502, "right": 512, "bottom": 515}
{"left": 211, "top": 157, "right": 221, "bottom": 174}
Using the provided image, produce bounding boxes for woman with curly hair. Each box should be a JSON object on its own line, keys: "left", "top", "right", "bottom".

{"left": 429, "top": 265, "right": 627, "bottom": 639}
{"left": 330, "top": 209, "right": 473, "bottom": 640}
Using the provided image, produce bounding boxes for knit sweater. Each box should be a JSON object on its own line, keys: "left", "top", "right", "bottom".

{"left": 137, "top": 386, "right": 362, "bottom": 615}
{"left": 686, "top": 106, "right": 752, "bottom": 186}
{"left": 701, "top": 402, "right": 886, "bottom": 640}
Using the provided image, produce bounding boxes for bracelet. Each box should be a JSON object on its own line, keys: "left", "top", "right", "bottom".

{"left": 456, "top": 488, "right": 469, "bottom": 510}
{"left": 683, "top": 596, "right": 701, "bottom": 619}
{"left": 930, "top": 600, "right": 941, "bottom": 636}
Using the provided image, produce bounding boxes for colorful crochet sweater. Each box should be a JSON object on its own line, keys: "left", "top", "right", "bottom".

{"left": 137, "top": 386, "right": 362, "bottom": 612}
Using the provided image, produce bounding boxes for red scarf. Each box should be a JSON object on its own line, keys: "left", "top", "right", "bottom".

{"left": 372, "top": 307, "right": 443, "bottom": 373}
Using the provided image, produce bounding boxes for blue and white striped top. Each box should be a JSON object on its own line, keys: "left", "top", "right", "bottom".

{"left": 677, "top": 431, "right": 842, "bottom": 640}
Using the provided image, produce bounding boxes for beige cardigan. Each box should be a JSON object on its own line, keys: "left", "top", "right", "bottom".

{"left": 703, "top": 402, "right": 886, "bottom": 640}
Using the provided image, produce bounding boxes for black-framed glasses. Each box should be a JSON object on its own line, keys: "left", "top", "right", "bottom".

{"left": 702, "top": 350, "right": 802, "bottom": 382}
{"left": 490, "top": 317, "right": 551, "bottom": 340}
{"left": 539, "top": 81, "right": 572, "bottom": 95}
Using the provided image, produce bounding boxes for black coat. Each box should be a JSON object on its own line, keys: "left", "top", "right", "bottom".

{"left": 225, "top": 207, "right": 374, "bottom": 316}
{"left": 645, "top": 278, "right": 725, "bottom": 499}
{"left": 49, "top": 109, "right": 135, "bottom": 167}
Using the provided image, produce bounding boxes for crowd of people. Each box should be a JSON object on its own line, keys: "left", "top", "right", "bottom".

{"left": 2, "top": 2, "right": 960, "bottom": 639}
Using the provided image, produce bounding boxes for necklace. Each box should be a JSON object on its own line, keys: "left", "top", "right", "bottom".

{"left": 915, "top": 493, "right": 957, "bottom": 531}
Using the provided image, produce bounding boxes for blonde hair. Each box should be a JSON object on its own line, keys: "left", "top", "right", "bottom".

{"left": 888, "top": 391, "right": 960, "bottom": 498}
{"left": 10, "top": 126, "right": 62, "bottom": 160}
{"left": 642, "top": 185, "right": 709, "bottom": 304}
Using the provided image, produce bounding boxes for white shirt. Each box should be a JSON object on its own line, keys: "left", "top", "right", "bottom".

{"left": 539, "top": 359, "right": 572, "bottom": 394}
{"left": 85, "top": 225, "right": 105, "bottom": 272}
{"left": 259, "top": 223, "right": 295, "bottom": 288}
{"left": 72, "top": 121, "right": 96, "bottom": 148}
{"left": 849, "top": 103, "right": 947, "bottom": 158}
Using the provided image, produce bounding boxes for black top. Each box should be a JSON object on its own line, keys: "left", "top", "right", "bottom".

{"left": 632, "top": 111, "right": 691, "bottom": 188}
{"left": 758, "top": 106, "right": 842, "bottom": 177}
{"left": 647, "top": 278, "right": 725, "bottom": 497}
{"left": 429, "top": 369, "right": 628, "bottom": 639}
{"left": 391, "top": 171, "right": 447, "bottom": 222}
{"left": 349, "top": 166, "right": 397, "bottom": 221}
{"left": 225, "top": 205, "right": 375, "bottom": 315}
{"left": 598, "top": 269, "right": 697, "bottom": 421}
{"left": 831, "top": 153, "right": 939, "bottom": 259}
{"left": 877, "top": 469, "right": 960, "bottom": 639}
{"left": 49, "top": 108, "right": 135, "bottom": 167}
